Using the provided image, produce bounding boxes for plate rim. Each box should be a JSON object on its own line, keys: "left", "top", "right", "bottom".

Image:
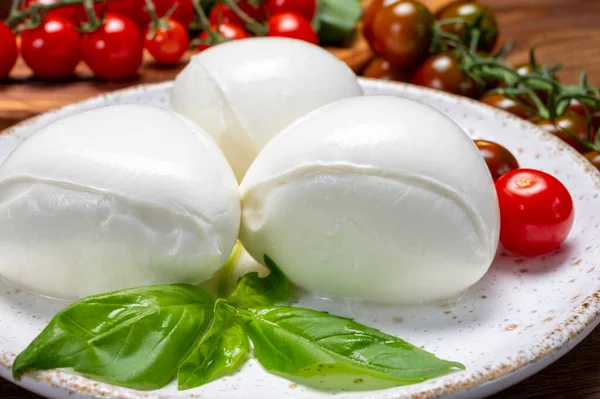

{"left": 0, "top": 78, "right": 599, "bottom": 399}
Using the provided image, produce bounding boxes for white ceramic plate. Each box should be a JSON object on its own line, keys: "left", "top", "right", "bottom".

{"left": 1, "top": 79, "right": 599, "bottom": 399}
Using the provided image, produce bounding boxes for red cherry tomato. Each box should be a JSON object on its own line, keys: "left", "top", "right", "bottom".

{"left": 267, "top": 12, "right": 317, "bottom": 44}
{"left": 369, "top": 0, "right": 434, "bottom": 67}
{"left": 495, "top": 169, "right": 574, "bottom": 257}
{"left": 473, "top": 139, "right": 519, "bottom": 181}
{"left": 107, "top": 0, "right": 147, "bottom": 30}
{"left": 197, "top": 23, "right": 250, "bottom": 52}
{"left": 209, "top": 3, "right": 245, "bottom": 27}
{"left": 0, "top": 22, "right": 18, "bottom": 79}
{"left": 145, "top": 0, "right": 195, "bottom": 28}
{"left": 411, "top": 52, "right": 477, "bottom": 98}
{"left": 21, "top": 15, "right": 82, "bottom": 79}
{"left": 24, "top": 0, "right": 79, "bottom": 24}
{"left": 480, "top": 93, "right": 532, "bottom": 119}
{"left": 362, "top": 57, "right": 412, "bottom": 82}
{"left": 237, "top": 0, "right": 268, "bottom": 20}
{"left": 536, "top": 113, "right": 594, "bottom": 153}
{"left": 145, "top": 18, "right": 189, "bottom": 64}
{"left": 264, "top": 0, "right": 317, "bottom": 21}
{"left": 82, "top": 13, "right": 144, "bottom": 81}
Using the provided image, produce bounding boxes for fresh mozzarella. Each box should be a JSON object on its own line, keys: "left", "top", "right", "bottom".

{"left": 0, "top": 105, "right": 240, "bottom": 299}
{"left": 171, "top": 37, "right": 363, "bottom": 181}
{"left": 240, "top": 96, "right": 500, "bottom": 304}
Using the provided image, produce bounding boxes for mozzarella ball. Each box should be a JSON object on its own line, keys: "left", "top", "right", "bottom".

{"left": 240, "top": 96, "right": 500, "bottom": 304}
{"left": 0, "top": 105, "right": 240, "bottom": 299}
{"left": 171, "top": 37, "right": 363, "bottom": 181}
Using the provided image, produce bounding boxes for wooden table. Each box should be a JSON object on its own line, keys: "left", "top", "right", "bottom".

{"left": 1, "top": 0, "right": 600, "bottom": 397}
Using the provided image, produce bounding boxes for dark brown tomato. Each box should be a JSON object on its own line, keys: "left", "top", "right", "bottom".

{"left": 436, "top": 1, "right": 498, "bottom": 52}
{"left": 480, "top": 93, "right": 531, "bottom": 119}
{"left": 363, "top": 0, "right": 399, "bottom": 45}
{"left": 513, "top": 63, "right": 559, "bottom": 106}
{"left": 568, "top": 98, "right": 600, "bottom": 127}
{"left": 584, "top": 151, "right": 600, "bottom": 171}
{"left": 411, "top": 52, "right": 477, "bottom": 97}
{"left": 474, "top": 139, "right": 519, "bottom": 181}
{"left": 362, "top": 57, "right": 413, "bottom": 82}
{"left": 369, "top": 0, "right": 434, "bottom": 67}
{"left": 536, "top": 113, "right": 594, "bottom": 153}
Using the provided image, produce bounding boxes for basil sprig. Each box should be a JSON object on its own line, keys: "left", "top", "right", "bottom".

{"left": 12, "top": 284, "right": 214, "bottom": 390}
{"left": 239, "top": 306, "right": 464, "bottom": 390}
{"left": 178, "top": 300, "right": 249, "bottom": 390}
{"left": 13, "top": 255, "right": 464, "bottom": 392}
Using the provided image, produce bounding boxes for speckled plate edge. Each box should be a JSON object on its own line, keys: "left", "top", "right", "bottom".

{"left": 0, "top": 79, "right": 599, "bottom": 399}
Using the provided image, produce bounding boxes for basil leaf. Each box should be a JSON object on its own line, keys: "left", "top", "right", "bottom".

{"left": 227, "top": 255, "right": 291, "bottom": 308}
{"left": 316, "top": 0, "right": 361, "bottom": 46}
{"left": 178, "top": 300, "right": 250, "bottom": 390}
{"left": 12, "top": 284, "right": 214, "bottom": 390}
{"left": 240, "top": 307, "right": 464, "bottom": 391}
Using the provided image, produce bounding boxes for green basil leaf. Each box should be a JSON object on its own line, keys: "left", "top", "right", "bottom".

{"left": 12, "top": 284, "right": 214, "bottom": 390}
{"left": 240, "top": 307, "right": 464, "bottom": 391}
{"left": 178, "top": 299, "right": 250, "bottom": 390}
{"left": 227, "top": 255, "right": 291, "bottom": 308}
{"left": 316, "top": 0, "right": 361, "bottom": 46}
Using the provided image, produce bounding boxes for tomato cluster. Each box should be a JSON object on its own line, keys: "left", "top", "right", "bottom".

{"left": 361, "top": 0, "right": 600, "bottom": 169}
{"left": 473, "top": 139, "right": 574, "bottom": 257}
{"left": 363, "top": 0, "right": 497, "bottom": 95}
{"left": 205, "top": 0, "right": 318, "bottom": 51}
{"left": 1, "top": 0, "right": 319, "bottom": 81}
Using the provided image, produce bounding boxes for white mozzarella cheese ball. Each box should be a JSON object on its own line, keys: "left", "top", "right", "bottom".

{"left": 240, "top": 96, "right": 500, "bottom": 304}
{"left": 0, "top": 105, "right": 240, "bottom": 299}
{"left": 171, "top": 37, "right": 363, "bottom": 181}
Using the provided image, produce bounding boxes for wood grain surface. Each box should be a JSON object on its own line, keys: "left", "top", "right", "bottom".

{"left": 2, "top": 0, "right": 600, "bottom": 398}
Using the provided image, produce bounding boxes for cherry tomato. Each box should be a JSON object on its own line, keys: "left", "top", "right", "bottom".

{"left": 584, "top": 151, "right": 600, "bottom": 171}
{"left": 107, "top": 0, "right": 147, "bottom": 30}
{"left": 369, "top": 0, "right": 434, "bottom": 67}
{"left": 150, "top": 0, "right": 194, "bottom": 27}
{"left": 480, "top": 93, "right": 532, "bottom": 119}
{"left": 0, "top": 22, "right": 18, "bottom": 79}
{"left": 514, "top": 63, "right": 558, "bottom": 81}
{"left": 436, "top": 1, "right": 498, "bottom": 53}
{"left": 495, "top": 169, "right": 574, "bottom": 257}
{"left": 237, "top": 0, "right": 268, "bottom": 20}
{"left": 362, "top": 57, "right": 412, "bottom": 82}
{"left": 23, "top": 0, "right": 79, "bottom": 25}
{"left": 21, "top": 15, "right": 82, "bottom": 79}
{"left": 267, "top": 12, "right": 318, "bottom": 44}
{"left": 474, "top": 139, "right": 519, "bottom": 181}
{"left": 209, "top": 3, "right": 245, "bottom": 28}
{"left": 363, "top": 0, "right": 398, "bottom": 45}
{"left": 197, "top": 23, "right": 250, "bottom": 52}
{"left": 264, "top": 0, "right": 316, "bottom": 21}
{"left": 411, "top": 52, "right": 477, "bottom": 97}
{"left": 145, "top": 18, "right": 189, "bottom": 64}
{"left": 536, "top": 113, "right": 594, "bottom": 153}
{"left": 567, "top": 98, "right": 600, "bottom": 123}
{"left": 82, "top": 13, "right": 144, "bottom": 81}
{"left": 512, "top": 63, "right": 559, "bottom": 106}
{"left": 208, "top": 0, "right": 267, "bottom": 25}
